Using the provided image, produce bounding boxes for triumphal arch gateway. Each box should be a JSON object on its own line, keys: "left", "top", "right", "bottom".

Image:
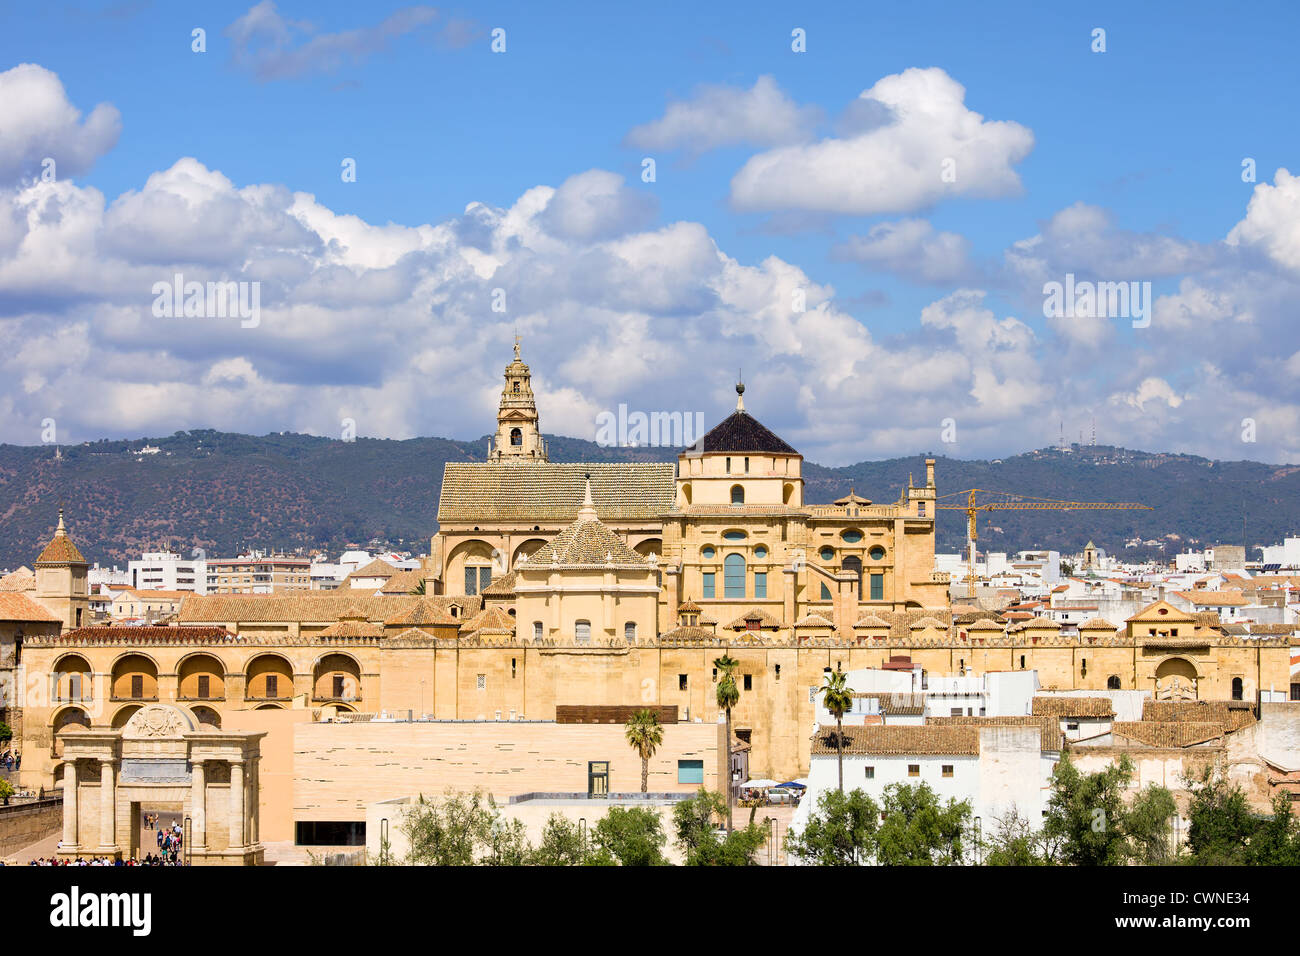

{"left": 55, "top": 704, "right": 264, "bottom": 865}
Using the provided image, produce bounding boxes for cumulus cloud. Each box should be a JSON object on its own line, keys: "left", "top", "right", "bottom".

{"left": 0, "top": 64, "right": 120, "bottom": 183}
{"left": 625, "top": 75, "right": 821, "bottom": 154}
{"left": 730, "top": 68, "right": 1033, "bottom": 215}
{"left": 832, "top": 219, "right": 974, "bottom": 283}
{"left": 538, "top": 170, "right": 657, "bottom": 241}
{"left": 1226, "top": 168, "right": 1300, "bottom": 273}
{"left": 225, "top": 1, "right": 446, "bottom": 81}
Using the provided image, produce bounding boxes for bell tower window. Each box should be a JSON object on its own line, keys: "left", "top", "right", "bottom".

{"left": 510, "top": 428, "right": 522, "bottom": 446}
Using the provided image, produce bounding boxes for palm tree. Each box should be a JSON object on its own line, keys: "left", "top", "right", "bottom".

{"left": 821, "top": 667, "right": 854, "bottom": 793}
{"left": 713, "top": 653, "right": 740, "bottom": 831}
{"left": 624, "top": 709, "right": 664, "bottom": 793}
{"left": 409, "top": 579, "right": 427, "bottom": 596}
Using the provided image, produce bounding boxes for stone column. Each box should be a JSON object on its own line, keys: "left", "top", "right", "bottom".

{"left": 228, "top": 757, "right": 245, "bottom": 849}
{"left": 248, "top": 759, "right": 259, "bottom": 845}
{"left": 61, "top": 759, "right": 78, "bottom": 849}
{"left": 98, "top": 758, "right": 116, "bottom": 851}
{"left": 190, "top": 759, "right": 207, "bottom": 851}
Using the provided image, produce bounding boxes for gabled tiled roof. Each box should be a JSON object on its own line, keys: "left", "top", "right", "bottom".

{"left": 480, "top": 569, "right": 519, "bottom": 596}
{"left": 1078, "top": 617, "right": 1117, "bottom": 630}
{"left": 725, "top": 607, "right": 782, "bottom": 630}
{"left": 526, "top": 518, "right": 646, "bottom": 567}
{"left": 459, "top": 605, "right": 515, "bottom": 636}
{"left": 1032, "top": 696, "right": 1114, "bottom": 718}
{"left": 51, "top": 625, "right": 237, "bottom": 643}
{"left": 0, "top": 591, "right": 60, "bottom": 622}
{"left": 853, "top": 613, "right": 891, "bottom": 628}
{"left": 317, "top": 619, "right": 384, "bottom": 639}
{"left": 699, "top": 410, "right": 798, "bottom": 455}
{"left": 438, "top": 462, "right": 675, "bottom": 523}
{"left": 660, "top": 625, "right": 718, "bottom": 642}
{"left": 811, "top": 724, "right": 979, "bottom": 756}
{"left": 849, "top": 691, "right": 926, "bottom": 715}
{"left": 0, "top": 566, "right": 35, "bottom": 592}
{"left": 1113, "top": 721, "right": 1225, "bottom": 748}
{"left": 36, "top": 516, "right": 86, "bottom": 565}
{"left": 383, "top": 599, "right": 458, "bottom": 628}
{"left": 379, "top": 569, "right": 425, "bottom": 594}
{"left": 350, "top": 558, "right": 397, "bottom": 579}
{"left": 793, "top": 613, "right": 834, "bottom": 629}
{"left": 1141, "top": 700, "right": 1255, "bottom": 731}
{"left": 927, "top": 714, "right": 1063, "bottom": 752}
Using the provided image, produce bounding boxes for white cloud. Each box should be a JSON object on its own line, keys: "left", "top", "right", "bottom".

{"left": 538, "top": 170, "right": 656, "bottom": 241}
{"left": 625, "top": 75, "right": 821, "bottom": 154}
{"left": 730, "top": 68, "right": 1033, "bottom": 215}
{"left": 0, "top": 64, "right": 120, "bottom": 184}
{"left": 1226, "top": 168, "right": 1300, "bottom": 273}
{"left": 833, "top": 219, "right": 973, "bottom": 283}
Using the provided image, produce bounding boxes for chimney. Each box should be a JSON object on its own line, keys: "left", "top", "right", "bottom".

{"left": 925, "top": 458, "right": 935, "bottom": 489}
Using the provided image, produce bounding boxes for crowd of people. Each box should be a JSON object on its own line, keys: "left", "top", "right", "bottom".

{"left": 148, "top": 815, "right": 185, "bottom": 863}
{"left": 1, "top": 750, "right": 20, "bottom": 771}
{"left": 16, "top": 815, "right": 186, "bottom": 866}
{"left": 24, "top": 856, "right": 172, "bottom": 866}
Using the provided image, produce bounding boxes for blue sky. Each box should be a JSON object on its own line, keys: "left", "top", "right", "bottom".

{"left": 1, "top": 0, "right": 1299, "bottom": 464}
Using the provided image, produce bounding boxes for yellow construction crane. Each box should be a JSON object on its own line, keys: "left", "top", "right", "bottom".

{"left": 935, "top": 489, "right": 1153, "bottom": 590}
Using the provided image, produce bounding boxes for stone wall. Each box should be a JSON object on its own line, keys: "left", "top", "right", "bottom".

{"left": 0, "top": 796, "right": 62, "bottom": 859}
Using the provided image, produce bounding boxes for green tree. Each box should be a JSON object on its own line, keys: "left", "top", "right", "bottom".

{"left": 0, "top": 721, "right": 11, "bottom": 745}
{"left": 1184, "top": 763, "right": 1257, "bottom": 865}
{"left": 529, "top": 813, "right": 588, "bottom": 866}
{"left": 591, "top": 806, "right": 667, "bottom": 866}
{"left": 980, "top": 809, "right": 1050, "bottom": 866}
{"left": 1043, "top": 753, "right": 1170, "bottom": 866}
{"left": 0, "top": 779, "right": 14, "bottom": 806}
{"left": 873, "top": 782, "right": 970, "bottom": 866}
{"left": 672, "top": 788, "right": 767, "bottom": 865}
{"left": 1126, "top": 784, "right": 1178, "bottom": 865}
{"left": 1246, "top": 795, "right": 1300, "bottom": 866}
{"left": 713, "top": 653, "right": 740, "bottom": 830}
{"left": 483, "top": 816, "right": 532, "bottom": 866}
{"left": 409, "top": 579, "right": 427, "bottom": 596}
{"left": 784, "top": 787, "right": 880, "bottom": 866}
{"left": 624, "top": 709, "right": 664, "bottom": 793}
{"left": 820, "top": 667, "right": 854, "bottom": 793}
{"left": 402, "top": 789, "right": 498, "bottom": 865}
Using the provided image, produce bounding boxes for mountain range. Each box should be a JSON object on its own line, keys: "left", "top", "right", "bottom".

{"left": 1, "top": 429, "right": 1295, "bottom": 569}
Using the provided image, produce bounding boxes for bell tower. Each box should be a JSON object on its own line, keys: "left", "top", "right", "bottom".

{"left": 489, "top": 339, "right": 548, "bottom": 462}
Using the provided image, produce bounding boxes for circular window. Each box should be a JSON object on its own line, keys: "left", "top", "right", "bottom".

{"left": 754, "top": 545, "right": 768, "bottom": 559}
{"left": 869, "top": 546, "right": 886, "bottom": 560}
{"left": 701, "top": 546, "right": 716, "bottom": 559}
{"left": 820, "top": 547, "right": 835, "bottom": 561}
{"left": 842, "top": 530, "right": 863, "bottom": 543}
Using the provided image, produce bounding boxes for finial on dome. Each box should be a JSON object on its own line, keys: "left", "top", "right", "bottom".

{"left": 577, "top": 473, "right": 597, "bottom": 521}
{"left": 56, "top": 508, "right": 66, "bottom": 535}
{"left": 513, "top": 334, "right": 521, "bottom": 361}
{"left": 735, "top": 376, "right": 746, "bottom": 412}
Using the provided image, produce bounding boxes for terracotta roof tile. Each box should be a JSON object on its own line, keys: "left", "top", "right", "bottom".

{"left": 1032, "top": 696, "right": 1115, "bottom": 718}
{"left": 0, "top": 592, "right": 61, "bottom": 622}
{"left": 811, "top": 724, "right": 979, "bottom": 756}
{"left": 438, "top": 462, "right": 675, "bottom": 523}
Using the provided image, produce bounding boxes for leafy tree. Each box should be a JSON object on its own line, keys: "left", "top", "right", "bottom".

{"left": 529, "top": 813, "right": 588, "bottom": 866}
{"left": 0, "top": 779, "right": 13, "bottom": 806}
{"left": 784, "top": 787, "right": 880, "bottom": 866}
{"left": 673, "top": 788, "right": 767, "bottom": 866}
{"left": 1246, "top": 795, "right": 1300, "bottom": 866}
{"left": 624, "top": 709, "right": 664, "bottom": 793}
{"left": 483, "top": 816, "right": 531, "bottom": 866}
{"left": 820, "top": 668, "right": 854, "bottom": 793}
{"left": 409, "top": 579, "right": 427, "bottom": 595}
{"left": 713, "top": 653, "right": 740, "bottom": 830}
{"left": 1184, "top": 763, "right": 1257, "bottom": 865}
{"left": 592, "top": 806, "right": 667, "bottom": 866}
{"left": 0, "top": 721, "right": 11, "bottom": 744}
{"left": 1126, "top": 784, "right": 1178, "bottom": 865}
{"left": 402, "top": 789, "right": 502, "bottom": 865}
{"left": 1043, "top": 754, "right": 1172, "bottom": 865}
{"left": 873, "top": 783, "right": 970, "bottom": 866}
{"left": 980, "top": 809, "right": 1050, "bottom": 866}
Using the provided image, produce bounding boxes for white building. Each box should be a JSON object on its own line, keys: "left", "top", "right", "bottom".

{"left": 128, "top": 550, "right": 207, "bottom": 594}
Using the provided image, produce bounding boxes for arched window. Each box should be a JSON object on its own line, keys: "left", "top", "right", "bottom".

{"left": 510, "top": 427, "right": 522, "bottom": 446}
{"left": 843, "top": 555, "right": 862, "bottom": 590}
{"left": 1231, "top": 677, "right": 1243, "bottom": 701}
{"left": 575, "top": 620, "right": 591, "bottom": 645}
{"left": 724, "top": 554, "right": 746, "bottom": 598}
{"left": 624, "top": 622, "right": 637, "bottom": 642}
{"left": 1107, "top": 675, "right": 1121, "bottom": 690}
{"left": 730, "top": 484, "right": 744, "bottom": 505}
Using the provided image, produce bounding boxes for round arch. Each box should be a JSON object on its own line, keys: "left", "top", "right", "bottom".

{"left": 51, "top": 653, "right": 92, "bottom": 703}
{"left": 447, "top": 538, "right": 499, "bottom": 596}
{"left": 245, "top": 653, "right": 294, "bottom": 703}
{"left": 51, "top": 704, "right": 91, "bottom": 733}
{"left": 1154, "top": 656, "right": 1200, "bottom": 700}
{"left": 189, "top": 705, "right": 222, "bottom": 729}
{"left": 512, "top": 538, "right": 549, "bottom": 567}
{"left": 633, "top": 538, "right": 663, "bottom": 560}
{"left": 110, "top": 653, "right": 158, "bottom": 701}
{"left": 313, "top": 653, "right": 362, "bottom": 703}
{"left": 177, "top": 652, "right": 226, "bottom": 701}
{"left": 110, "top": 703, "right": 142, "bottom": 728}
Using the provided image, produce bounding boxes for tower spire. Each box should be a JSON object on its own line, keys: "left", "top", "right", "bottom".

{"left": 489, "top": 342, "right": 548, "bottom": 462}
{"left": 577, "top": 472, "right": 597, "bottom": 521}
